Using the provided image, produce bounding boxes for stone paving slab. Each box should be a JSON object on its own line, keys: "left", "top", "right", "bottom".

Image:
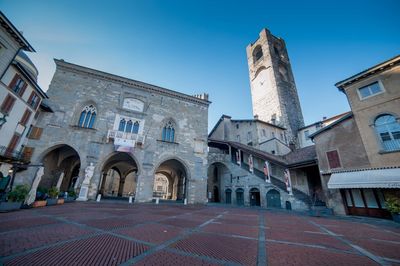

{"left": 266, "top": 242, "right": 378, "bottom": 266}
{"left": 3, "top": 234, "right": 149, "bottom": 266}
{"left": 1, "top": 202, "right": 400, "bottom": 266}
{"left": 171, "top": 232, "right": 258, "bottom": 265}
{"left": 0, "top": 223, "right": 95, "bottom": 257}
{"left": 134, "top": 250, "right": 222, "bottom": 266}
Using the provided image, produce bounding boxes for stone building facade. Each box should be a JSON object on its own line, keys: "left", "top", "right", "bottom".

{"left": 311, "top": 55, "right": 400, "bottom": 219}
{"left": 18, "top": 59, "right": 210, "bottom": 204}
{"left": 246, "top": 28, "right": 304, "bottom": 143}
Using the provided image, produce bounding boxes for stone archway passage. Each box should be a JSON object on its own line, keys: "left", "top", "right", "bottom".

{"left": 267, "top": 189, "right": 281, "bottom": 208}
{"left": 39, "top": 145, "right": 81, "bottom": 193}
{"left": 207, "top": 162, "right": 231, "bottom": 203}
{"left": 250, "top": 188, "right": 261, "bottom": 206}
{"left": 153, "top": 159, "right": 187, "bottom": 202}
{"left": 100, "top": 152, "right": 138, "bottom": 198}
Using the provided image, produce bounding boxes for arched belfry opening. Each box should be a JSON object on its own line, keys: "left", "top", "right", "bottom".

{"left": 39, "top": 145, "right": 81, "bottom": 192}
{"left": 99, "top": 152, "right": 138, "bottom": 198}
{"left": 153, "top": 159, "right": 187, "bottom": 202}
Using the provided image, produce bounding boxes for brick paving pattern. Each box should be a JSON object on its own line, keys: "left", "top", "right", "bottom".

{"left": 0, "top": 202, "right": 399, "bottom": 265}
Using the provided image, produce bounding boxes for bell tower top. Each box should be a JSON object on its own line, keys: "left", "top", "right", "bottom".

{"left": 246, "top": 28, "right": 304, "bottom": 144}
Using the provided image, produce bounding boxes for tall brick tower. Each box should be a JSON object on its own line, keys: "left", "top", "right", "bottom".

{"left": 246, "top": 28, "right": 304, "bottom": 144}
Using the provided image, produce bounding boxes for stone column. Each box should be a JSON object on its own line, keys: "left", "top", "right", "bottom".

{"left": 25, "top": 167, "right": 44, "bottom": 205}
{"left": 134, "top": 166, "right": 154, "bottom": 202}
{"left": 56, "top": 172, "right": 65, "bottom": 190}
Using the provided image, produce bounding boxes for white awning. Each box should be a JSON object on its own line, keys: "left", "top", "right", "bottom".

{"left": 328, "top": 168, "right": 400, "bottom": 189}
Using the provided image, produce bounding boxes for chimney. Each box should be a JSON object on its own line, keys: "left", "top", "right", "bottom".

{"left": 322, "top": 116, "right": 327, "bottom": 120}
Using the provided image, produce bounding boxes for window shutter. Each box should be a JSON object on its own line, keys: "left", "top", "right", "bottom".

{"left": 1, "top": 94, "right": 16, "bottom": 114}
{"left": 22, "top": 146, "right": 34, "bottom": 161}
{"left": 20, "top": 109, "right": 32, "bottom": 126}
{"left": 28, "top": 126, "right": 43, "bottom": 140}
{"left": 6, "top": 134, "right": 20, "bottom": 155}
{"left": 19, "top": 82, "right": 28, "bottom": 97}
{"left": 327, "top": 150, "right": 341, "bottom": 169}
{"left": 8, "top": 74, "right": 19, "bottom": 90}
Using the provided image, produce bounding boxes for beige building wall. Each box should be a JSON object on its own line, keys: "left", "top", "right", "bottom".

{"left": 313, "top": 116, "right": 370, "bottom": 214}
{"left": 342, "top": 64, "right": 400, "bottom": 167}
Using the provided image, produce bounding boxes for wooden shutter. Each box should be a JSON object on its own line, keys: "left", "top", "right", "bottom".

{"left": 19, "top": 82, "right": 28, "bottom": 97}
{"left": 6, "top": 134, "right": 20, "bottom": 156}
{"left": 22, "top": 146, "right": 34, "bottom": 161}
{"left": 20, "top": 109, "right": 32, "bottom": 126}
{"left": 1, "top": 94, "right": 16, "bottom": 114}
{"left": 28, "top": 126, "right": 43, "bottom": 140}
{"left": 327, "top": 150, "right": 341, "bottom": 169}
{"left": 8, "top": 74, "right": 20, "bottom": 90}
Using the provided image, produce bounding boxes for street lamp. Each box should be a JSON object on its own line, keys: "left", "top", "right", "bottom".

{"left": 0, "top": 113, "right": 8, "bottom": 127}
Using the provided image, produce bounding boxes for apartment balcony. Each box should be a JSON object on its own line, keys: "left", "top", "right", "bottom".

{"left": 0, "top": 145, "right": 30, "bottom": 164}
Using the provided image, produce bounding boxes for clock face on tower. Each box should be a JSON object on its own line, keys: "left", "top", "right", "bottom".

{"left": 123, "top": 98, "right": 144, "bottom": 112}
{"left": 253, "top": 68, "right": 270, "bottom": 96}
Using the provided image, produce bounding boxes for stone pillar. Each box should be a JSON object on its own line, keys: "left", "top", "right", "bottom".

{"left": 56, "top": 172, "right": 65, "bottom": 190}
{"left": 26, "top": 167, "right": 44, "bottom": 205}
{"left": 134, "top": 166, "right": 154, "bottom": 202}
{"left": 77, "top": 162, "right": 95, "bottom": 201}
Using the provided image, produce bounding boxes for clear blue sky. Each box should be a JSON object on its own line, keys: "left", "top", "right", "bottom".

{"left": 2, "top": 0, "right": 399, "bottom": 131}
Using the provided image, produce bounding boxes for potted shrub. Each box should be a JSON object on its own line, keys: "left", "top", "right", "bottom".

{"left": 0, "top": 184, "right": 29, "bottom": 212}
{"left": 385, "top": 197, "right": 400, "bottom": 223}
{"left": 47, "top": 187, "right": 59, "bottom": 206}
{"left": 33, "top": 187, "right": 48, "bottom": 208}
{"left": 65, "top": 190, "right": 77, "bottom": 203}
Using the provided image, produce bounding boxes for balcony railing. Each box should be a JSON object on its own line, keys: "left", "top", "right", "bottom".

{"left": 0, "top": 145, "right": 28, "bottom": 162}
{"left": 107, "top": 129, "right": 146, "bottom": 145}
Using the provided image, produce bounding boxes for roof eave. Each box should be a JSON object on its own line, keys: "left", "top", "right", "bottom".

{"left": 0, "top": 12, "right": 35, "bottom": 52}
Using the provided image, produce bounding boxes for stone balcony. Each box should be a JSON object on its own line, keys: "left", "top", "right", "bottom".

{"left": 106, "top": 129, "right": 146, "bottom": 146}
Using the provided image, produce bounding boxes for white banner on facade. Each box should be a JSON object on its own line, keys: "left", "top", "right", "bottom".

{"left": 114, "top": 137, "right": 135, "bottom": 147}
{"left": 236, "top": 150, "right": 241, "bottom": 166}
{"left": 284, "top": 168, "right": 293, "bottom": 194}
{"left": 263, "top": 161, "right": 271, "bottom": 183}
{"left": 248, "top": 154, "right": 254, "bottom": 174}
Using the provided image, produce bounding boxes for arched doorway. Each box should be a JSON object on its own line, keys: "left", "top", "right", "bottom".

{"left": 99, "top": 152, "right": 138, "bottom": 199}
{"left": 153, "top": 159, "right": 187, "bottom": 202}
{"left": 250, "top": 188, "right": 261, "bottom": 206}
{"left": 266, "top": 189, "right": 281, "bottom": 208}
{"left": 236, "top": 188, "right": 244, "bottom": 206}
{"left": 213, "top": 186, "right": 219, "bottom": 202}
{"left": 225, "top": 189, "right": 232, "bottom": 204}
{"left": 207, "top": 162, "right": 230, "bottom": 203}
{"left": 38, "top": 145, "right": 81, "bottom": 193}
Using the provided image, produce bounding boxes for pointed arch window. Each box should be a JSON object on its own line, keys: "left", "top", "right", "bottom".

{"left": 126, "top": 120, "right": 133, "bottom": 133}
{"left": 375, "top": 114, "right": 400, "bottom": 151}
{"left": 119, "top": 119, "right": 126, "bottom": 132}
{"left": 162, "top": 120, "right": 175, "bottom": 142}
{"left": 132, "top": 121, "right": 139, "bottom": 134}
{"left": 78, "top": 105, "right": 96, "bottom": 128}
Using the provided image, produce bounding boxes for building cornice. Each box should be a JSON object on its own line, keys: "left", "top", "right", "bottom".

{"left": 54, "top": 59, "right": 211, "bottom": 107}
{"left": 335, "top": 55, "right": 400, "bottom": 91}
{"left": 0, "top": 12, "right": 35, "bottom": 52}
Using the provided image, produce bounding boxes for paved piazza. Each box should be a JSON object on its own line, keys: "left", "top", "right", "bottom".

{"left": 1, "top": 202, "right": 399, "bottom": 266}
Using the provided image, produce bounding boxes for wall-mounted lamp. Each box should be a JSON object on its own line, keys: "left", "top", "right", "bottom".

{"left": 0, "top": 113, "right": 8, "bottom": 127}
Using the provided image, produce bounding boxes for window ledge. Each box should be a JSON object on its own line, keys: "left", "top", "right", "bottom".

{"left": 379, "top": 149, "right": 400, "bottom": 154}
{"left": 70, "top": 125, "right": 97, "bottom": 131}
{"left": 157, "top": 139, "right": 179, "bottom": 145}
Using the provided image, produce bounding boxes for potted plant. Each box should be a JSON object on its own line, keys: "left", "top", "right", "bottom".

{"left": 33, "top": 187, "right": 48, "bottom": 208}
{"left": 65, "top": 190, "right": 77, "bottom": 203}
{"left": 47, "top": 187, "right": 59, "bottom": 206}
{"left": 0, "top": 184, "right": 29, "bottom": 212}
{"left": 385, "top": 197, "right": 400, "bottom": 223}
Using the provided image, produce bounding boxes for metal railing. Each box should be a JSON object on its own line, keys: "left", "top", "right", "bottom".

{"left": 107, "top": 129, "right": 146, "bottom": 145}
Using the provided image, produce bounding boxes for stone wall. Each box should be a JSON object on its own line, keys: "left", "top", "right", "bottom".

{"left": 17, "top": 59, "right": 210, "bottom": 203}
